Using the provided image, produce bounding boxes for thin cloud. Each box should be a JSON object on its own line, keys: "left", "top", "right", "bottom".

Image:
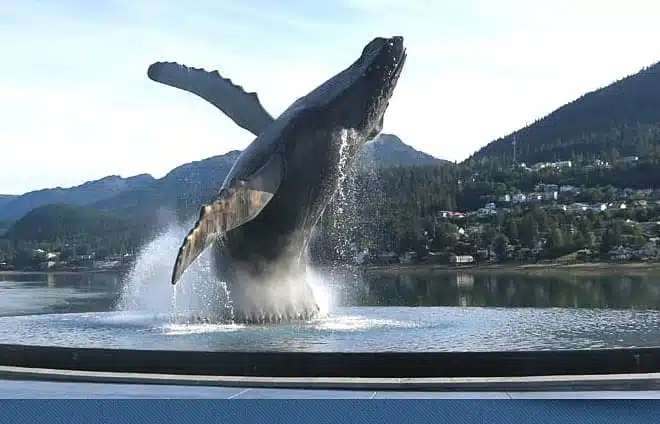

{"left": 2, "top": 0, "right": 660, "bottom": 193}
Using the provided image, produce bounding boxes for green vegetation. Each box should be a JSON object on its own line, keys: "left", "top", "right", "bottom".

{"left": 0, "top": 204, "right": 157, "bottom": 270}
{"left": 311, "top": 163, "right": 660, "bottom": 265}
{"left": 4, "top": 60, "right": 660, "bottom": 271}
{"left": 312, "top": 60, "right": 660, "bottom": 265}
{"left": 468, "top": 63, "right": 660, "bottom": 167}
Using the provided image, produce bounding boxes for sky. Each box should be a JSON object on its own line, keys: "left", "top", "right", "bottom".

{"left": 2, "top": 1, "right": 660, "bottom": 195}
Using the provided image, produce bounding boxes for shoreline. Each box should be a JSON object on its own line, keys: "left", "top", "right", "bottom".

{"left": 4, "top": 261, "right": 660, "bottom": 278}
{"left": 351, "top": 261, "right": 660, "bottom": 277}
{"left": 0, "top": 268, "right": 128, "bottom": 276}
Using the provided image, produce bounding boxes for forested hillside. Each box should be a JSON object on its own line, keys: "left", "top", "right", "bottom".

{"left": 468, "top": 62, "right": 660, "bottom": 167}
{"left": 0, "top": 174, "right": 155, "bottom": 222}
{"left": 2, "top": 203, "right": 157, "bottom": 263}
{"left": 5, "top": 58, "right": 660, "bottom": 271}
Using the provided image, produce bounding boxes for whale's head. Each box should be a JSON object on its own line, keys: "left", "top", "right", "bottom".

{"left": 292, "top": 36, "right": 407, "bottom": 141}
{"left": 348, "top": 35, "right": 407, "bottom": 131}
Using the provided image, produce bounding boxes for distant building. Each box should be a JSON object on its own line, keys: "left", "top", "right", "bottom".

{"left": 450, "top": 255, "right": 475, "bottom": 265}
{"left": 531, "top": 162, "right": 549, "bottom": 171}
{"left": 567, "top": 203, "right": 588, "bottom": 213}
{"left": 477, "top": 208, "right": 496, "bottom": 217}
{"left": 542, "top": 191, "right": 558, "bottom": 201}
{"left": 608, "top": 202, "right": 627, "bottom": 210}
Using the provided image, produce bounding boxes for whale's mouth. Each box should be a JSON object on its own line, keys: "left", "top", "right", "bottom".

{"left": 387, "top": 37, "right": 407, "bottom": 89}
{"left": 389, "top": 36, "right": 406, "bottom": 63}
{"left": 392, "top": 48, "right": 406, "bottom": 83}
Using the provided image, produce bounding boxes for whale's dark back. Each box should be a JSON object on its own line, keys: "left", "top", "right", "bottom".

{"left": 215, "top": 36, "right": 407, "bottom": 273}
{"left": 222, "top": 107, "right": 360, "bottom": 266}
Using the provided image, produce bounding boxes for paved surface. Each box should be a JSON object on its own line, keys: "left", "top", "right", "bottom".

{"left": 2, "top": 365, "right": 660, "bottom": 398}
{"left": 2, "top": 365, "right": 660, "bottom": 391}
{"left": 2, "top": 379, "right": 660, "bottom": 398}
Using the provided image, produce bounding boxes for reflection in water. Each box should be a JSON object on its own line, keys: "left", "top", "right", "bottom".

{"left": 0, "top": 272, "right": 123, "bottom": 317}
{"left": 1, "top": 269, "right": 660, "bottom": 352}
{"left": 3, "top": 270, "right": 660, "bottom": 313}
{"left": 339, "top": 271, "right": 660, "bottom": 310}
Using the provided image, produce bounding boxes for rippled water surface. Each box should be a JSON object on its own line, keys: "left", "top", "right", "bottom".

{"left": 1, "top": 269, "right": 660, "bottom": 352}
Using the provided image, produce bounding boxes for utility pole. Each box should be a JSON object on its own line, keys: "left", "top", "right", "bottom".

{"left": 512, "top": 134, "right": 517, "bottom": 167}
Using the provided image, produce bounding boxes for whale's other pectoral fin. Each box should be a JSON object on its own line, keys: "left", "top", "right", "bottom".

{"left": 170, "top": 153, "right": 284, "bottom": 285}
{"left": 147, "top": 61, "right": 275, "bottom": 136}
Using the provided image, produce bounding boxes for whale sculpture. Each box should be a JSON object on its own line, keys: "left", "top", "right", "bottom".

{"left": 147, "top": 36, "right": 407, "bottom": 323}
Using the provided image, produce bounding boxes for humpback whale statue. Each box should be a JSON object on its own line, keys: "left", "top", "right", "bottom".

{"left": 147, "top": 36, "right": 407, "bottom": 324}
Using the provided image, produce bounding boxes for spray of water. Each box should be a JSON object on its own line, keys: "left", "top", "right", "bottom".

{"left": 113, "top": 130, "right": 366, "bottom": 325}
{"left": 115, "top": 215, "right": 338, "bottom": 324}
{"left": 328, "top": 129, "right": 360, "bottom": 262}
{"left": 301, "top": 268, "right": 335, "bottom": 317}
{"left": 115, "top": 216, "right": 234, "bottom": 322}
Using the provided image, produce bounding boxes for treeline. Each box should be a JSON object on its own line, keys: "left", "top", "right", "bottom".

{"left": 310, "top": 163, "right": 660, "bottom": 263}
{"left": 471, "top": 123, "right": 660, "bottom": 168}
{"left": 0, "top": 203, "right": 158, "bottom": 268}
{"left": 3, "top": 159, "right": 660, "bottom": 269}
{"left": 469, "top": 60, "right": 660, "bottom": 166}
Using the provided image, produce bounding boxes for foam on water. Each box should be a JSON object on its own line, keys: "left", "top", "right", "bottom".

{"left": 157, "top": 312, "right": 419, "bottom": 336}
{"left": 313, "top": 315, "right": 421, "bottom": 332}
{"left": 162, "top": 322, "right": 246, "bottom": 336}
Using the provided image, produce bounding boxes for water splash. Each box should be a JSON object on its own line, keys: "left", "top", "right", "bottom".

{"left": 114, "top": 217, "right": 341, "bottom": 324}
{"left": 171, "top": 285, "right": 178, "bottom": 316}
{"left": 112, "top": 130, "right": 367, "bottom": 324}
{"left": 335, "top": 129, "right": 352, "bottom": 210}
{"left": 305, "top": 268, "right": 336, "bottom": 317}
{"left": 115, "top": 219, "right": 233, "bottom": 322}
{"left": 328, "top": 129, "right": 359, "bottom": 262}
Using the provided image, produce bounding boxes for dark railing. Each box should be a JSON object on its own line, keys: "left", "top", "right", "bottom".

{"left": 0, "top": 343, "right": 659, "bottom": 379}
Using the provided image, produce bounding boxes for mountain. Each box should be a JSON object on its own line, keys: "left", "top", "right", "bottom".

{"left": 0, "top": 174, "right": 156, "bottom": 222}
{"left": 4, "top": 203, "right": 156, "bottom": 250}
{"left": 91, "top": 151, "right": 242, "bottom": 218}
{"left": 468, "top": 61, "right": 660, "bottom": 166}
{"left": 358, "top": 134, "right": 449, "bottom": 169}
{"left": 0, "top": 195, "right": 15, "bottom": 211}
{"left": 3, "top": 135, "right": 444, "bottom": 221}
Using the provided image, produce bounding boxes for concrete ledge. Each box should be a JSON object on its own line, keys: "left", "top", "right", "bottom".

{"left": 1, "top": 365, "right": 660, "bottom": 392}
{"left": 2, "top": 344, "right": 660, "bottom": 378}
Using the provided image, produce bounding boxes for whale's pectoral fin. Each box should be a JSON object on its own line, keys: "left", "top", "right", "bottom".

{"left": 147, "top": 61, "right": 275, "bottom": 136}
{"left": 170, "top": 153, "right": 285, "bottom": 285}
